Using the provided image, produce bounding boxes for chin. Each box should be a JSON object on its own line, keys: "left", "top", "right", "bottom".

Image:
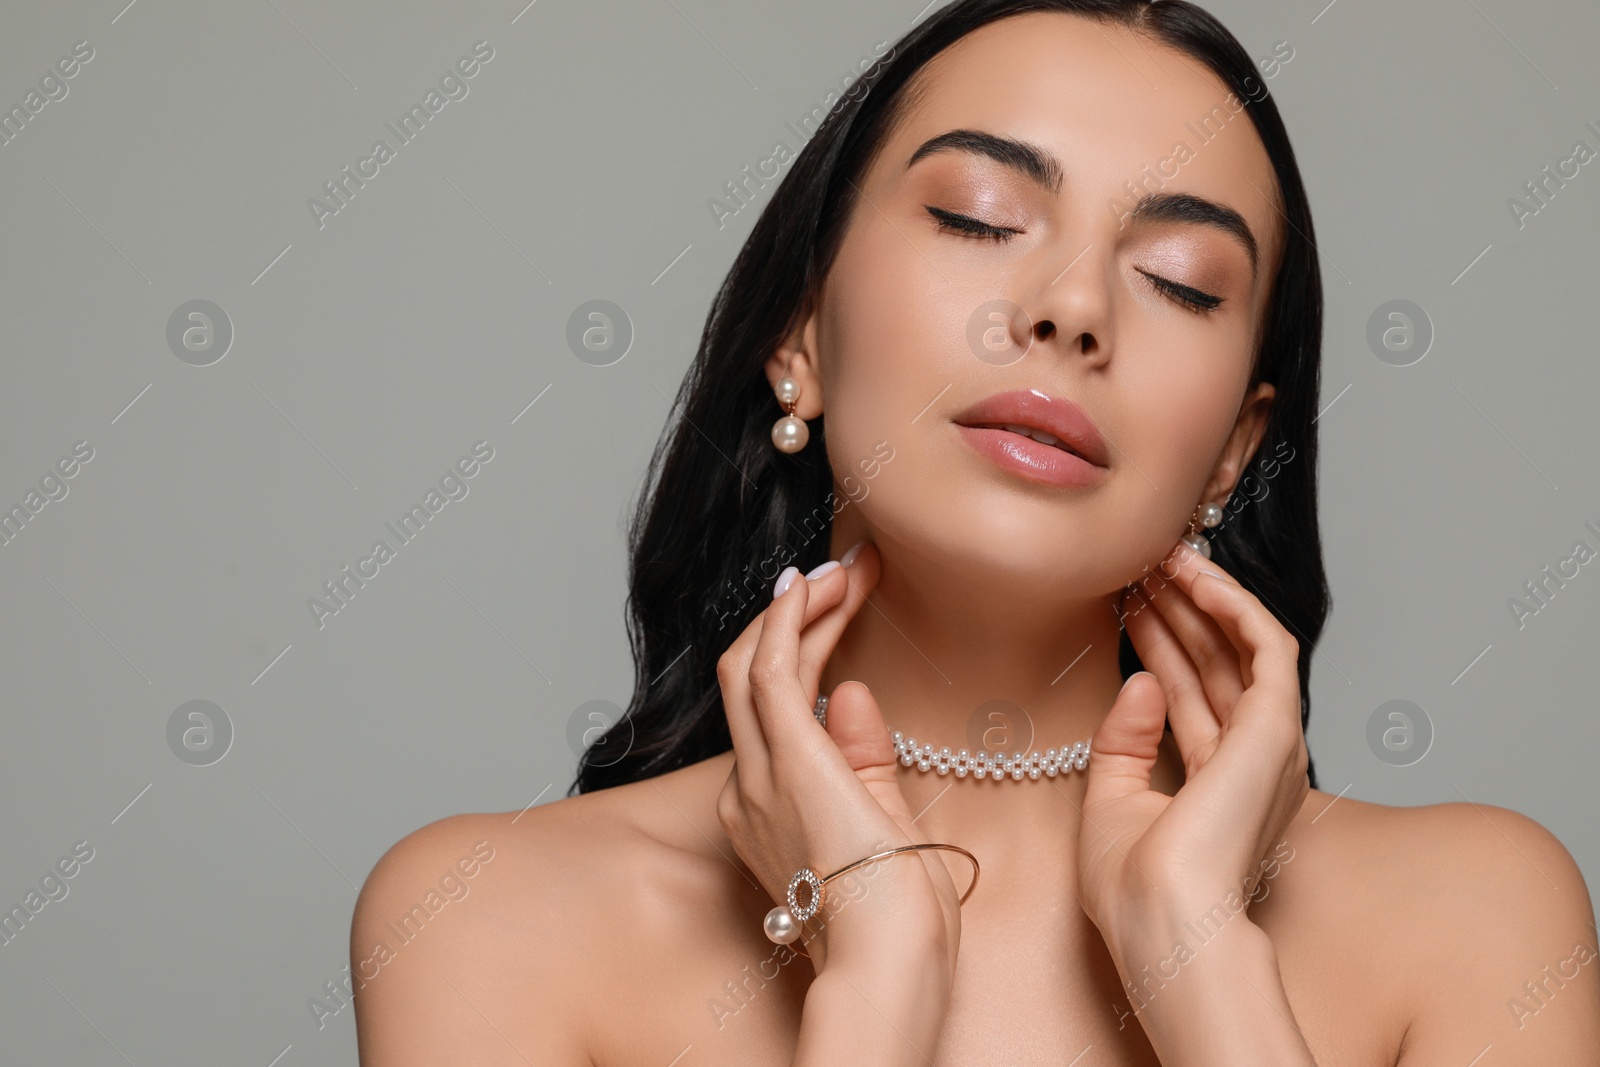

{"left": 888, "top": 497, "right": 1118, "bottom": 593}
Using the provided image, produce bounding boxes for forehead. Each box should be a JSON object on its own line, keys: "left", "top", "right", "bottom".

{"left": 879, "top": 12, "right": 1284, "bottom": 275}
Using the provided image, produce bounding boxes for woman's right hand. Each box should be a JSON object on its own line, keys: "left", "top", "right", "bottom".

{"left": 715, "top": 541, "right": 965, "bottom": 981}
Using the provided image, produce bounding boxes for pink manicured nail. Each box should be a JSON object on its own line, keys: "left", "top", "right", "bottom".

{"left": 840, "top": 540, "right": 867, "bottom": 567}
{"left": 773, "top": 566, "right": 800, "bottom": 598}
{"left": 805, "top": 560, "right": 841, "bottom": 580}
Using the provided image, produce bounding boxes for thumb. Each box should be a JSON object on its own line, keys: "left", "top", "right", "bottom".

{"left": 822, "top": 680, "right": 915, "bottom": 824}
{"left": 1083, "top": 672, "right": 1167, "bottom": 809}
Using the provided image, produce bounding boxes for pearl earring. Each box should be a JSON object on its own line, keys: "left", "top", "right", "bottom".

{"left": 771, "top": 376, "right": 810, "bottom": 453}
{"left": 1181, "top": 501, "right": 1224, "bottom": 559}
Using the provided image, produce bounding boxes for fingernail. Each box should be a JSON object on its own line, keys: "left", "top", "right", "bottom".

{"left": 806, "top": 560, "right": 841, "bottom": 580}
{"left": 840, "top": 540, "right": 867, "bottom": 567}
{"left": 1189, "top": 557, "right": 1234, "bottom": 584}
{"left": 773, "top": 566, "right": 800, "bottom": 598}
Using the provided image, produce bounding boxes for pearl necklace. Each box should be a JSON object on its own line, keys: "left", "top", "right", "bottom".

{"left": 813, "top": 695, "right": 1092, "bottom": 781}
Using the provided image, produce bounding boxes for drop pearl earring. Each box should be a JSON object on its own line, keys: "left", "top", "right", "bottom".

{"left": 1181, "top": 501, "right": 1225, "bottom": 559}
{"left": 771, "top": 376, "right": 810, "bottom": 453}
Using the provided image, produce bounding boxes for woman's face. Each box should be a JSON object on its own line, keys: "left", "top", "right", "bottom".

{"left": 780, "top": 12, "right": 1287, "bottom": 601}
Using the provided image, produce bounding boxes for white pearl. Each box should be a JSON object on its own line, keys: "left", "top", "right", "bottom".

{"left": 775, "top": 377, "right": 802, "bottom": 406}
{"left": 764, "top": 906, "right": 801, "bottom": 944}
{"left": 772, "top": 415, "right": 809, "bottom": 453}
{"left": 1200, "top": 502, "right": 1224, "bottom": 528}
{"left": 1181, "top": 531, "right": 1211, "bottom": 559}
{"left": 883, "top": 731, "right": 1091, "bottom": 782}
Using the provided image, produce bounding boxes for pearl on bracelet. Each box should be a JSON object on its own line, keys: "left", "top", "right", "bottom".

{"left": 763, "top": 905, "right": 802, "bottom": 944}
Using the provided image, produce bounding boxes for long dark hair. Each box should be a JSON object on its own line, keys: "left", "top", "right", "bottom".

{"left": 574, "top": 0, "right": 1327, "bottom": 794}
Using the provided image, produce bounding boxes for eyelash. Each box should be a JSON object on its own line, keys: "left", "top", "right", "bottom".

{"left": 926, "top": 205, "right": 1020, "bottom": 244}
{"left": 924, "top": 206, "right": 1225, "bottom": 315}
{"left": 1134, "top": 269, "right": 1224, "bottom": 315}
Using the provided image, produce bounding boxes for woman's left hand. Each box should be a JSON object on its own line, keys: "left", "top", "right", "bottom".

{"left": 1076, "top": 538, "right": 1310, "bottom": 956}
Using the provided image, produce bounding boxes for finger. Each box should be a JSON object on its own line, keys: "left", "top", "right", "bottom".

{"left": 795, "top": 543, "right": 882, "bottom": 700}
{"left": 1122, "top": 593, "right": 1222, "bottom": 774}
{"left": 809, "top": 685, "right": 957, "bottom": 907}
{"left": 717, "top": 560, "right": 864, "bottom": 779}
{"left": 1083, "top": 671, "right": 1168, "bottom": 809}
{"left": 1167, "top": 687, "right": 1310, "bottom": 876}
{"left": 822, "top": 680, "right": 913, "bottom": 825}
{"left": 718, "top": 589, "right": 783, "bottom": 780}
{"left": 1138, "top": 548, "right": 1307, "bottom": 870}
{"left": 1161, "top": 543, "right": 1300, "bottom": 730}
{"left": 747, "top": 564, "right": 821, "bottom": 756}
{"left": 1138, "top": 565, "right": 1246, "bottom": 724}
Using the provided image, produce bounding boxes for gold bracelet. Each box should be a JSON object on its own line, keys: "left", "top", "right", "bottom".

{"left": 762, "top": 842, "right": 980, "bottom": 947}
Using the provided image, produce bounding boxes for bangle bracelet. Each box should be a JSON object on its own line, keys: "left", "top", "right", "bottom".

{"left": 762, "top": 842, "right": 980, "bottom": 949}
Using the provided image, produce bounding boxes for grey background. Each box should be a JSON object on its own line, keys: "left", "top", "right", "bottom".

{"left": 1, "top": 0, "right": 1596, "bottom": 1062}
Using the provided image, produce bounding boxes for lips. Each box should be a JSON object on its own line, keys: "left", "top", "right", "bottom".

{"left": 952, "top": 389, "right": 1110, "bottom": 469}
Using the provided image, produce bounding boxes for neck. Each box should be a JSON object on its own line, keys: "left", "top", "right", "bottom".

{"left": 818, "top": 530, "right": 1183, "bottom": 857}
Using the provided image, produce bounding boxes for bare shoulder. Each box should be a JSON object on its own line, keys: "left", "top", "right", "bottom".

{"left": 350, "top": 752, "right": 746, "bottom": 1067}
{"left": 348, "top": 804, "right": 606, "bottom": 1066}
{"left": 1294, "top": 789, "right": 1595, "bottom": 943}
{"left": 1274, "top": 788, "right": 1600, "bottom": 1064}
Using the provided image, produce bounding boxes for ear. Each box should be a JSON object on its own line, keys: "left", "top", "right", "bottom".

{"left": 1203, "top": 381, "right": 1275, "bottom": 507}
{"left": 762, "top": 299, "right": 825, "bottom": 420}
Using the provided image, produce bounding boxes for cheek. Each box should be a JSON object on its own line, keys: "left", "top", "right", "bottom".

{"left": 1114, "top": 352, "right": 1243, "bottom": 525}
{"left": 817, "top": 237, "right": 965, "bottom": 486}
{"left": 1133, "top": 367, "right": 1232, "bottom": 466}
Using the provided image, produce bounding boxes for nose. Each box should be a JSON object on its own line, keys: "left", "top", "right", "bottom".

{"left": 1022, "top": 241, "right": 1113, "bottom": 365}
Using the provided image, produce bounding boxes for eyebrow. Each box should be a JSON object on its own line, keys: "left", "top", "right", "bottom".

{"left": 904, "top": 128, "right": 1259, "bottom": 277}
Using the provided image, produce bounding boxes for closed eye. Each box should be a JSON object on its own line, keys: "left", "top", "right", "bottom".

{"left": 926, "top": 207, "right": 1223, "bottom": 314}
{"left": 924, "top": 205, "right": 1021, "bottom": 243}
{"left": 1135, "top": 268, "right": 1224, "bottom": 314}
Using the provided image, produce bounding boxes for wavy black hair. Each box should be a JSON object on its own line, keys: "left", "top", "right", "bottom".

{"left": 574, "top": 0, "right": 1327, "bottom": 794}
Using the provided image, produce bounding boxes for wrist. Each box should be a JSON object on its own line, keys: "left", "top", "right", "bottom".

{"left": 801, "top": 963, "right": 952, "bottom": 1065}
{"left": 800, "top": 861, "right": 955, "bottom": 975}
{"left": 807, "top": 897, "right": 953, "bottom": 978}
{"left": 1100, "top": 881, "right": 1264, "bottom": 969}
{"left": 1106, "top": 913, "right": 1315, "bottom": 1066}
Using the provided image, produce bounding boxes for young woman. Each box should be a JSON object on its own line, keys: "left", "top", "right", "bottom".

{"left": 351, "top": 2, "right": 1600, "bottom": 1063}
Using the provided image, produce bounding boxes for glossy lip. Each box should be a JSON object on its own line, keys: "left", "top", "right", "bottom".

{"left": 952, "top": 388, "right": 1111, "bottom": 469}
{"left": 954, "top": 424, "right": 1108, "bottom": 488}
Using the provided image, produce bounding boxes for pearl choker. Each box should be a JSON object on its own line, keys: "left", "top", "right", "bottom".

{"left": 813, "top": 695, "right": 1092, "bottom": 781}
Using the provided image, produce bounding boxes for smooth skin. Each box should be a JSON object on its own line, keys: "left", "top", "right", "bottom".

{"left": 352, "top": 12, "right": 1600, "bottom": 1066}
